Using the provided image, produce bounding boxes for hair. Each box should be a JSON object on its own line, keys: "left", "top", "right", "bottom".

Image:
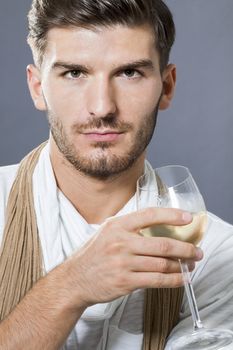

{"left": 27, "top": 0, "right": 175, "bottom": 72}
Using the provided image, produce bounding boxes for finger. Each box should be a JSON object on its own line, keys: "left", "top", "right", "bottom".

{"left": 130, "top": 271, "right": 184, "bottom": 289}
{"left": 130, "top": 236, "right": 203, "bottom": 261}
{"left": 129, "top": 256, "right": 196, "bottom": 274}
{"left": 130, "top": 256, "right": 181, "bottom": 274}
{"left": 117, "top": 207, "right": 193, "bottom": 232}
{"left": 186, "top": 260, "right": 196, "bottom": 272}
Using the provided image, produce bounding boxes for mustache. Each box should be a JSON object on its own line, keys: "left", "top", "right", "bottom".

{"left": 73, "top": 115, "right": 133, "bottom": 133}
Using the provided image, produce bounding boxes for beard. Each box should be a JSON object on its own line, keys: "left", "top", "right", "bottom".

{"left": 48, "top": 103, "right": 160, "bottom": 180}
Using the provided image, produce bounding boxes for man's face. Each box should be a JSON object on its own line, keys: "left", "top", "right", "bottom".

{"left": 29, "top": 24, "right": 173, "bottom": 179}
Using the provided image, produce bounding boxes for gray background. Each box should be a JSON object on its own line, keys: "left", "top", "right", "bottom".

{"left": 0, "top": 0, "right": 232, "bottom": 224}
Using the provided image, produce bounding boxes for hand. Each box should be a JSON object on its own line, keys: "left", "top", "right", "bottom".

{"left": 67, "top": 208, "right": 203, "bottom": 308}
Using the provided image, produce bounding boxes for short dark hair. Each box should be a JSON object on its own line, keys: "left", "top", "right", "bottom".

{"left": 27, "top": 0, "right": 175, "bottom": 71}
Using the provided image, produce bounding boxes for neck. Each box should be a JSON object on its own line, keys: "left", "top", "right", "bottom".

{"left": 49, "top": 138, "right": 145, "bottom": 224}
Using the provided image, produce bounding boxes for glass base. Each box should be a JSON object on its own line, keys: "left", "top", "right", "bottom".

{"left": 170, "top": 328, "right": 233, "bottom": 350}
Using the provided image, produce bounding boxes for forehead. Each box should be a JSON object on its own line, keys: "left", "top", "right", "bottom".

{"left": 43, "top": 24, "right": 159, "bottom": 67}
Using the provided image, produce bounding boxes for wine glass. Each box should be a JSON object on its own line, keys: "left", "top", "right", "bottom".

{"left": 136, "top": 165, "right": 233, "bottom": 349}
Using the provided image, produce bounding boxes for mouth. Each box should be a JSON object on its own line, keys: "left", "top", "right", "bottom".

{"left": 82, "top": 130, "right": 124, "bottom": 142}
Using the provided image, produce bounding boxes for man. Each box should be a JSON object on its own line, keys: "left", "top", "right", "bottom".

{"left": 0, "top": 0, "right": 233, "bottom": 349}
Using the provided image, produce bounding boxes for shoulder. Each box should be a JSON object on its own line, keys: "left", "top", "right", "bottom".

{"left": 0, "top": 163, "right": 19, "bottom": 238}
{"left": 0, "top": 163, "right": 19, "bottom": 196}
{"left": 0, "top": 163, "right": 19, "bottom": 178}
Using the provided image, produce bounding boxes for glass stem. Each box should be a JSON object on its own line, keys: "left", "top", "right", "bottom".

{"left": 179, "top": 259, "right": 204, "bottom": 331}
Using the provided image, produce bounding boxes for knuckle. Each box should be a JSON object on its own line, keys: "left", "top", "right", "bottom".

{"left": 157, "top": 258, "right": 169, "bottom": 272}
{"left": 157, "top": 238, "right": 171, "bottom": 255}
{"left": 153, "top": 273, "right": 183, "bottom": 289}
{"left": 186, "top": 243, "right": 196, "bottom": 258}
{"left": 139, "top": 207, "right": 155, "bottom": 225}
{"left": 154, "top": 273, "right": 163, "bottom": 288}
{"left": 106, "top": 234, "right": 132, "bottom": 257}
{"left": 114, "top": 257, "right": 128, "bottom": 271}
{"left": 146, "top": 207, "right": 156, "bottom": 221}
{"left": 115, "top": 274, "right": 128, "bottom": 290}
{"left": 173, "top": 208, "right": 183, "bottom": 220}
{"left": 103, "top": 216, "right": 117, "bottom": 230}
{"left": 172, "top": 274, "right": 183, "bottom": 288}
{"left": 106, "top": 239, "right": 124, "bottom": 255}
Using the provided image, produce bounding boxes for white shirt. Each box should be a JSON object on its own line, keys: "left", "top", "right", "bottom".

{"left": 1, "top": 145, "right": 233, "bottom": 349}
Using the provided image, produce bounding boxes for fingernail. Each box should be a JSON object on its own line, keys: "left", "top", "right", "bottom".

{"left": 195, "top": 247, "right": 203, "bottom": 260}
{"left": 187, "top": 261, "right": 195, "bottom": 271}
{"left": 182, "top": 212, "right": 193, "bottom": 222}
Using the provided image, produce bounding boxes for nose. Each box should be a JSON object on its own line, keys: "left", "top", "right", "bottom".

{"left": 87, "top": 77, "right": 117, "bottom": 118}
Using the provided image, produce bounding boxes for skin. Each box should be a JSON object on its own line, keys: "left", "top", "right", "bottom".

{"left": 0, "top": 24, "right": 203, "bottom": 349}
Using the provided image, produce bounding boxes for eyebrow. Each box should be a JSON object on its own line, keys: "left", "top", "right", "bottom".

{"left": 52, "top": 61, "right": 89, "bottom": 71}
{"left": 51, "top": 59, "right": 155, "bottom": 72}
{"left": 114, "top": 59, "right": 155, "bottom": 72}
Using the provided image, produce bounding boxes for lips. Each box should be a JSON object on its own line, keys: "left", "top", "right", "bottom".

{"left": 83, "top": 130, "right": 124, "bottom": 142}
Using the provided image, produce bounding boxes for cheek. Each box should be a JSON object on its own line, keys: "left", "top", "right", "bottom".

{"left": 42, "top": 82, "right": 87, "bottom": 125}
{"left": 119, "top": 83, "right": 162, "bottom": 121}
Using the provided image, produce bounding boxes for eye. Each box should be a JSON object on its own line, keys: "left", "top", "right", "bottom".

{"left": 64, "top": 70, "right": 83, "bottom": 79}
{"left": 122, "top": 69, "right": 141, "bottom": 78}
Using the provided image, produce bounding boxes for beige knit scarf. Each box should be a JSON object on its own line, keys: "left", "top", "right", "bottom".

{"left": 0, "top": 143, "right": 183, "bottom": 349}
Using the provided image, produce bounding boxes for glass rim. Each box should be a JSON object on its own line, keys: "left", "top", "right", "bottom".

{"left": 138, "top": 164, "right": 194, "bottom": 191}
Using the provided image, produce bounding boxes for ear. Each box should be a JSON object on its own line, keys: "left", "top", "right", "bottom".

{"left": 26, "top": 64, "right": 47, "bottom": 111}
{"left": 159, "top": 64, "right": 176, "bottom": 110}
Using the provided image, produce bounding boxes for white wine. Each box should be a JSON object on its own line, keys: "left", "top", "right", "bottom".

{"left": 141, "top": 211, "right": 207, "bottom": 245}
